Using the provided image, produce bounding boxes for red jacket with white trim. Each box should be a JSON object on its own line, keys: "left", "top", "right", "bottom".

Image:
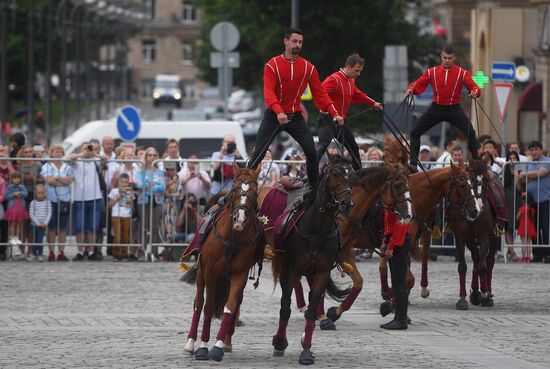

{"left": 322, "top": 69, "right": 376, "bottom": 119}
{"left": 407, "top": 64, "right": 481, "bottom": 106}
{"left": 264, "top": 55, "right": 338, "bottom": 117}
{"left": 384, "top": 209, "right": 410, "bottom": 251}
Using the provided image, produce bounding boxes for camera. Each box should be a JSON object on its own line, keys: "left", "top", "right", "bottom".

{"left": 87, "top": 144, "right": 93, "bottom": 151}
{"left": 227, "top": 142, "right": 237, "bottom": 154}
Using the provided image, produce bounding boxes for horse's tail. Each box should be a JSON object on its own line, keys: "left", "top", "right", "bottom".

{"left": 213, "top": 276, "right": 230, "bottom": 319}
{"left": 271, "top": 252, "right": 283, "bottom": 285}
{"left": 181, "top": 263, "right": 198, "bottom": 284}
{"left": 325, "top": 275, "right": 351, "bottom": 302}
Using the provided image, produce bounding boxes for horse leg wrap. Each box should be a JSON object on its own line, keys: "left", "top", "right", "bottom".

{"left": 276, "top": 319, "right": 289, "bottom": 338}
{"left": 487, "top": 269, "right": 493, "bottom": 293}
{"left": 340, "top": 287, "right": 361, "bottom": 312}
{"left": 200, "top": 316, "right": 212, "bottom": 343}
{"left": 459, "top": 271, "right": 467, "bottom": 298}
{"left": 302, "top": 319, "right": 315, "bottom": 348}
{"left": 188, "top": 309, "right": 201, "bottom": 339}
{"left": 216, "top": 312, "right": 234, "bottom": 341}
{"left": 294, "top": 282, "right": 306, "bottom": 310}
{"left": 227, "top": 312, "right": 238, "bottom": 337}
{"left": 420, "top": 261, "right": 428, "bottom": 288}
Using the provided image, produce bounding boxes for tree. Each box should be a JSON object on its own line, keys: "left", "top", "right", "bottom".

{"left": 194, "top": 0, "right": 442, "bottom": 132}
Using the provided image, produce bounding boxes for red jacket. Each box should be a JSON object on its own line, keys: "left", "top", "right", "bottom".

{"left": 322, "top": 69, "right": 376, "bottom": 119}
{"left": 407, "top": 64, "right": 481, "bottom": 106}
{"left": 264, "top": 55, "right": 338, "bottom": 117}
{"left": 384, "top": 209, "right": 410, "bottom": 251}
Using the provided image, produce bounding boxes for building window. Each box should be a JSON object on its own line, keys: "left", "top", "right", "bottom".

{"left": 143, "top": 0, "right": 156, "bottom": 20}
{"left": 181, "top": 0, "right": 197, "bottom": 24}
{"left": 142, "top": 39, "right": 156, "bottom": 63}
{"left": 181, "top": 42, "right": 193, "bottom": 65}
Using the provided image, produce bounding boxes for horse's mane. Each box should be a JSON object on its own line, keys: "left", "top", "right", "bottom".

{"left": 355, "top": 166, "right": 390, "bottom": 190}
{"left": 205, "top": 191, "right": 228, "bottom": 212}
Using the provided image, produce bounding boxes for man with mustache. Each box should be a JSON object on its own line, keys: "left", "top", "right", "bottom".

{"left": 247, "top": 28, "right": 343, "bottom": 188}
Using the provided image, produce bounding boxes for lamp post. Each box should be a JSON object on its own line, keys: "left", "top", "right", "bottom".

{"left": 0, "top": 4, "right": 8, "bottom": 144}
{"left": 45, "top": 0, "right": 53, "bottom": 146}
{"left": 27, "top": 0, "right": 35, "bottom": 144}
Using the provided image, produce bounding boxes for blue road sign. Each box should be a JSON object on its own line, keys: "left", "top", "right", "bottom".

{"left": 117, "top": 105, "right": 141, "bottom": 142}
{"left": 491, "top": 62, "right": 516, "bottom": 82}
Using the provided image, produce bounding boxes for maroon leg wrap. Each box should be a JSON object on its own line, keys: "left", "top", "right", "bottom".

{"left": 188, "top": 308, "right": 201, "bottom": 339}
{"left": 200, "top": 315, "right": 212, "bottom": 342}
{"left": 302, "top": 319, "right": 316, "bottom": 348}
{"left": 459, "top": 271, "right": 467, "bottom": 298}
{"left": 216, "top": 312, "right": 234, "bottom": 341}
{"left": 294, "top": 282, "right": 306, "bottom": 309}
{"left": 420, "top": 259, "right": 428, "bottom": 288}
{"left": 340, "top": 287, "right": 361, "bottom": 312}
{"left": 276, "top": 319, "right": 289, "bottom": 338}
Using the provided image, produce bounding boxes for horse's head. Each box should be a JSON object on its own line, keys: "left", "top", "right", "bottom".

{"left": 320, "top": 153, "right": 355, "bottom": 215}
{"left": 382, "top": 162, "right": 412, "bottom": 224}
{"left": 467, "top": 155, "right": 491, "bottom": 214}
{"left": 447, "top": 159, "right": 482, "bottom": 221}
{"left": 383, "top": 133, "right": 409, "bottom": 167}
{"left": 229, "top": 162, "right": 260, "bottom": 231}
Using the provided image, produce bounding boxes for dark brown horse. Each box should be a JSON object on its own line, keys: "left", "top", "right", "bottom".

{"left": 271, "top": 154, "right": 355, "bottom": 365}
{"left": 182, "top": 163, "right": 263, "bottom": 362}
{"left": 450, "top": 156, "right": 499, "bottom": 310}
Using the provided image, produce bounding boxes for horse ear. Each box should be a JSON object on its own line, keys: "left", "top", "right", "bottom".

{"left": 232, "top": 161, "right": 240, "bottom": 175}
{"left": 253, "top": 163, "right": 261, "bottom": 178}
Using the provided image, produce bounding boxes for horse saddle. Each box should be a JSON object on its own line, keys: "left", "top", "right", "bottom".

{"left": 273, "top": 202, "right": 306, "bottom": 252}
{"left": 180, "top": 205, "right": 224, "bottom": 259}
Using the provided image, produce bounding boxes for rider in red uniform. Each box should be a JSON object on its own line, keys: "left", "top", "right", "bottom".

{"left": 380, "top": 209, "right": 410, "bottom": 330}
{"left": 316, "top": 53, "right": 383, "bottom": 170}
{"left": 406, "top": 45, "right": 481, "bottom": 167}
{"left": 247, "top": 28, "right": 344, "bottom": 187}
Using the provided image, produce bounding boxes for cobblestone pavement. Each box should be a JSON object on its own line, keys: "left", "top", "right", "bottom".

{"left": 0, "top": 255, "right": 549, "bottom": 369}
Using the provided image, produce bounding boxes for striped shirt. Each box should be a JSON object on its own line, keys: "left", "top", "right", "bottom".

{"left": 29, "top": 199, "right": 52, "bottom": 226}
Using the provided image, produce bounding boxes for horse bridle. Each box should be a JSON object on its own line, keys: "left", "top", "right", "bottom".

{"left": 380, "top": 167, "right": 411, "bottom": 217}
{"left": 317, "top": 161, "right": 354, "bottom": 213}
{"left": 229, "top": 178, "right": 258, "bottom": 225}
{"left": 447, "top": 172, "right": 479, "bottom": 219}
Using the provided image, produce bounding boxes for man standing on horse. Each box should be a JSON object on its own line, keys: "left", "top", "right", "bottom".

{"left": 380, "top": 208, "right": 411, "bottom": 330}
{"left": 316, "top": 53, "right": 383, "bottom": 170}
{"left": 247, "top": 28, "right": 344, "bottom": 188}
{"left": 406, "top": 45, "right": 481, "bottom": 167}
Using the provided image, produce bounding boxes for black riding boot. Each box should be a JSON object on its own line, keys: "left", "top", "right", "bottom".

{"left": 380, "top": 292, "right": 408, "bottom": 330}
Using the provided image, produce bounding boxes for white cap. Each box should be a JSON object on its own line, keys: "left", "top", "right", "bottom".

{"left": 420, "top": 145, "right": 431, "bottom": 153}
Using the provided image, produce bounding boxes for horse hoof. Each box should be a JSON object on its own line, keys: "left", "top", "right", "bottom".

{"left": 326, "top": 306, "right": 340, "bottom": 323}
{"left": 456, "top": 298, "right": 469, "bottom": 310}
{"left": 208, "top": 346, "right": 224, "bottom": 362}
{"left": 319, "top": 319, "right": 336, "bottom": 331}
{"left": 469, "top": 290, "right": 481, "bottom": 306}
{"left": 272, "top": 335, "right": 288, "bottom": 352}
{"left": 379, "top": 301, "right": 391, "bottom": 317}
{"left": 480, "top": 294, "right": 494, "bottom": 307}
{"left": 298, "top": 349, "right": 315, "bottom": 365}
{"left": 183, "top": 339, "right": 195, "bottom": 356}
{"left": 420, "top": 287, "right": 430, "bottom": 298}
{"left": 223, "top": 344, "right": 232, "bottom": 353}
{"left": 194, "top": 347, "right": 209, "bottom": 361}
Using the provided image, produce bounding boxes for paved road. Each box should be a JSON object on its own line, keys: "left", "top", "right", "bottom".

{"left": 0, "top": 256, "right": 549, "bottom": 369}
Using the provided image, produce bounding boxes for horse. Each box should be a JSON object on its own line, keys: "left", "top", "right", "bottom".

{"left": 270, "top": 154, "right": 355, "bottom": 365}
{"left": 182, "top": 163, "right": 263, "bottom": 362}
{"left": 449, "top": 156, "right": 499, "bottom": 310}
{"left": 322, "top": 160, "right": 480, "bottom": 327}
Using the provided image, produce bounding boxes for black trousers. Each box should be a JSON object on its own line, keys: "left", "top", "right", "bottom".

{"left": 410, "top": 103, "right": 480, "bottom": 165}
{"left": 248, "top": 109, "right": 319, "bottom": 186}
{"left": 533, "top": 200, "right": 550, "bottom": 259}
{"left": 388, "top": 237, "right": 410, "bottom": 322}
{"left": 316, "top": 114, "right": 362, "bottom": 170}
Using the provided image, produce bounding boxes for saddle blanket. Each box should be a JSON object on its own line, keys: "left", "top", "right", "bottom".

{"left": 272, "top": 206, "right": 306, "bottom": 252}
{"left": 258, "top": 188, "right": 288, "bottom": 230}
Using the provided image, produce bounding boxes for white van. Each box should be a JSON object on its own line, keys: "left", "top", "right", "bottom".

{"left": 62, "top": 120, "right": 248, "bottom": 159}
{"left": 152, "top": 74, "right": 184, "bottom": 107}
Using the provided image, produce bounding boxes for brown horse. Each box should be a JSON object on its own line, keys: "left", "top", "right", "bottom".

{"left": 182, "top": 163, "right": 263, "bottom": 362}
{"left": 271, "top": 154, "right": 355, "bottom": 365}
{"left": 450, "top": 156, "right": 499, "bottom": 310}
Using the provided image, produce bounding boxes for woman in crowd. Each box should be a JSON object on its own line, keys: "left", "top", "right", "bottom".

{"left": 365, "top": 147, "right": 384, "bottom": 167}
{"left": 136, "top": 147, "right": 165, "bottom": 261}
{"left": 18, "top": 144, "right": 43, "bottom": 254}
{"left": 0, "top": 145, "right": 15, "bottom": 260}
{"left": 41, "top": 144, "right": 74, "bottom": 262}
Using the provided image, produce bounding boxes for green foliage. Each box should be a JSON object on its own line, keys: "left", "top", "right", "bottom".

{"left": 194, "top": 0, "right": 441, "bottom": 132}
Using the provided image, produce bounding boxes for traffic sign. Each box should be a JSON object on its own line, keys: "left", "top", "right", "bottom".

{"left": 210, "top": 52, "right": 240, "bottom": 68}
{"left": 116, "top": 105, "right": 141, "bottom": 142}
{"left": 210, "top": 22, "right": 240, "bottom": 51}
{"left": 491, "top": 62, "right": 516, "bottom": 82}
{"left": 493, "top": 83, "right": 513, "bottom": 121}
{"left": 515, "top": 65, "right": 531, "bottom": 83}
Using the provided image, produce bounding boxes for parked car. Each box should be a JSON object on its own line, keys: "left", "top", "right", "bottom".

{"left": 152, "top": 73, "right": 184, "bottom": 108}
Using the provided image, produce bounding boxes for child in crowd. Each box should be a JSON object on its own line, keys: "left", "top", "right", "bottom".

{"left": 5, "top": 172, "right": 28, "bottom": 254}
{"left": 28, "top": 184, "right": 51, "bottom": 262}
{"left": 517, "top": 192, "right": 536, "bottom": 263}
{"left": 108, "top": 173, "right": 134, "bottom": 260}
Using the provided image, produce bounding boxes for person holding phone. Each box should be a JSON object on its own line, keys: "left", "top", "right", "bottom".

{"left": 210, "top": 135, "right": 242, "bottom": 195}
